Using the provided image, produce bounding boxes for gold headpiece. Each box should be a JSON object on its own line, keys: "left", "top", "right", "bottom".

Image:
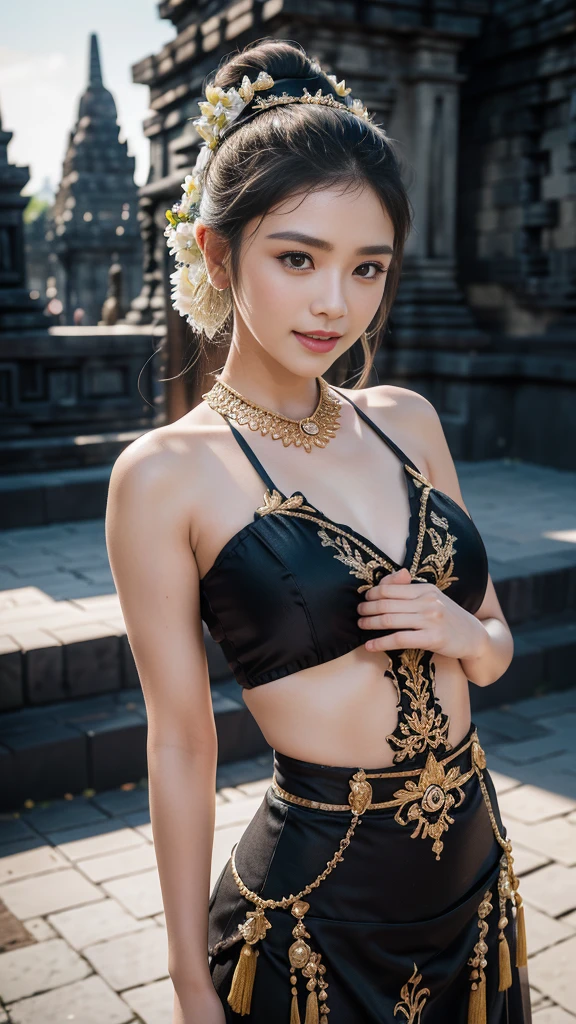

{"left": 165, "top": 69, "right": 374, "bottom": 338}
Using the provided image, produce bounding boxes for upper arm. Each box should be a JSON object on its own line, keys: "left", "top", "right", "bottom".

{"left": 398, "top": 390, "right": 507, "bottom": 627}
{"left": 105, "top": 435, "right": 215, "bottom": 755}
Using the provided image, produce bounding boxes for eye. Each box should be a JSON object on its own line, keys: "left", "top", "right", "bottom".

{"left": 278, "top": 251, "right": 314, "bottom": 271}
{"left": 354, "top": 262, "right": 387, "bottom": 280}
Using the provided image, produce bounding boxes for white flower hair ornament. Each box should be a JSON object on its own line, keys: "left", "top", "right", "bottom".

{"left": 165, "top": 70, "right": 373, "bottom": 338}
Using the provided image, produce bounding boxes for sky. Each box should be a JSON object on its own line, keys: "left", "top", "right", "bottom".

{"left": 0, "top": 0, "right": 175, "bottom": 195}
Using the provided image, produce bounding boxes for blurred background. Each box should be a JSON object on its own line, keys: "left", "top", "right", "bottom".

{"left": 0, "top": 2, "right": 575, "bottom": 1020}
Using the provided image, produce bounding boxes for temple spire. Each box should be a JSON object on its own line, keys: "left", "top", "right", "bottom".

{"left": 89, "top": 33, "right": 103, "bottom": 88}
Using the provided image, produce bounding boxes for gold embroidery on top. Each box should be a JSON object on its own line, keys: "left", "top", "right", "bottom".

{"left": 255, "top": 488, "right": 397, "bottom": 590}
{"left": 418, "top": 509, "right": 459, "bottom": 591}
{"left": 392, "top": 749, "right": 475, "bottom": 860}
{"left": 394, "top": 963, "right": 430, "bottom": 1022}
{"left": 255, "top": 489, "right": 317, "bottom": 516}
{"left": 385, "top": 650, "right": 452, "bottom": 763}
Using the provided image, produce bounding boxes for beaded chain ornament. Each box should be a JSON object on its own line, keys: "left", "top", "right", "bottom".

{"left": 164, "top": 66, "right": 373, "bottom": 338}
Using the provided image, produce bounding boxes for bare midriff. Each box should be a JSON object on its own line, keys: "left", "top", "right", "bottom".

{"left": 242, "top": 646, "right": 471, "bottom": 769}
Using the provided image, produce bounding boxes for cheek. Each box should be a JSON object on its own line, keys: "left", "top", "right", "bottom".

{"left": 240, "top": 260, "right": 298, "bottom": 323}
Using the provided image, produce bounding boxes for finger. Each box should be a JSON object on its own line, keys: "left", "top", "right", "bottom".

{"left": 364, "top": 630, "right": 433, "bottom": 652}
{"left": 359, "top": 612, "right": 424, "bottom": 630}
{"left": 363, "top": 583, "right": 424, "bottom": 602}
{"left": 357, "top": 596, "right": 429, "bottom": 616}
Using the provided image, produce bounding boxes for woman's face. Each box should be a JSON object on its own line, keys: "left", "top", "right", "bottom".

{"left": 208, "top": 183, "right": 395, "bottom": 378}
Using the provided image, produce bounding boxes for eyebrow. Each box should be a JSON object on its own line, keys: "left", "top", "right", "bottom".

{"left": 266, "top": 231, "right": 393, "bottom": 256}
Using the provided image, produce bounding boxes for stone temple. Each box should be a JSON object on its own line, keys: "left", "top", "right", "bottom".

{"left": 47, "top": 34, "right": 142, "bottom": 326}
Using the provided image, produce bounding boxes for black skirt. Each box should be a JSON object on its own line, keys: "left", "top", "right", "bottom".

{"left": 209, "top": 722, "right": 532, "bottom": 1023}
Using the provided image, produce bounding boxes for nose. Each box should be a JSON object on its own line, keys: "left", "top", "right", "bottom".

{"left": 310, "top": 270, "right": 348, "bottom": 321}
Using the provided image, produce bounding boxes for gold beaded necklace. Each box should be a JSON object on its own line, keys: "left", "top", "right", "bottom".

{"left": 202, "top": 374, "right": 342, "bottom": 452}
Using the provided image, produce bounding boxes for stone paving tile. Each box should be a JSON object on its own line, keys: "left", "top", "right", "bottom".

{"left": 92, "top": 787, "right": 150, "bottom": 817}
{"left": 77, "top": 844, "right": 157, "bottom": 884}
{"left": 211, "top": 823, "right": 246, "bottom": 889}
{"left": 102, "top": 868, "right": 163, "bottom": 919}
{"left": 236, "top": 776, "right": 274, "bottom": 798}
{"left": 512, "top": 843, "right": 551, "bottom": 877}
{"left": 474, "top": 709, "right": 549, "bottom": 742}
{"left": 0, "top": 866, "right": 104, "bottom": 919}
{"left": 20, "top": 798, "right": 109, "bottom": 835}
{"left": 48, "top": 898, "right": 155, "bottom": 950}
{"left": 0, "top": 844, "right": 68, "bottom": 884}
{"left": 122, "top": 977, "right": 174, "bottom": 1024}
{"left": 493, "top": 735, "right": 571, "bottom": 766}
{"left": 529, "top": 935, "right": 576, "bottom": 1015}
{"left": 498, "top": 785, "right": 576, "bottom": 824}
{"left": 7, "top": 973, "right": 135, "bottom": 1024}
{"left": 22, "top": 917, "right": 57, "bottom": 942}
{"left": 502, "top": 817, "right": 576, "bottom": 868}
{"left": 84, "top": 926, "right": 169, "bottom": 991}
{"left": 523, "top": 903, "right": 576, "bottom": 957}
{"left": 0, "top": 937, "right": 90, "bottom": 1003}
{"left": 51, "top": 822, "right": 146, "bottom": 861}
{"left": 0, "top": 818, "right": 39, "bottom": 848}
{"left": 533, "top": 1009, "right": 576, "bottom": 1023}
{"left": 520, "top": 864, "right": 576, "bottom": 917}
{"left": 214, "top": 794, "right": 264, "bottom": 830}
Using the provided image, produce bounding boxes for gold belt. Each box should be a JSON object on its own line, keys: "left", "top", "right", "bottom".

{"left": 225, "top": 730, "right": 528, "bottom": 1022}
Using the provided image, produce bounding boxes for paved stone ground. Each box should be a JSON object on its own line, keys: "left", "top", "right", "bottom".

{"left": 0, "top": 459, "right": 575, "bottom": 604}
{"left": 0, "top": 691, "right": 574, "bottom": 1021}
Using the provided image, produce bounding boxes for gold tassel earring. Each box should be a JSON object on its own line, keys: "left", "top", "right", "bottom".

{"left": 227, "top": 907, "right": 271, "bottom": 1015}
{"left": 467, "top": 888, "right": 493, "bottom": 1024}
{"left": 497, "top": 855, "right": 513, "bottom": 991}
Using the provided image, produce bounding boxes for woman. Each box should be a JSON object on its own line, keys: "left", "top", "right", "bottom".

{"left": 106, "top": 39, "right": 531, "bottom": 1024}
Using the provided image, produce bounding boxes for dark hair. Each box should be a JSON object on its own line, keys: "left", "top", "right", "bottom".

{"left": 196, "top": 38, "right": 412, "bottom": 389}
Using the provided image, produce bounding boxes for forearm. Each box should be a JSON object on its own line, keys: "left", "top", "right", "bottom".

{"left": 460, "top": 616, "right": 514, "bottom": 687}
{"left": 147, "top": 740, "right": 218, "bottom": 993}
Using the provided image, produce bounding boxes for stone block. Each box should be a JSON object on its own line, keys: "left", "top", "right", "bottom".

{"left": 91, "top": 785, "right": 149, "bottom": 818}
{"left": 21, "top": 917, "right": 57, "bottom": 942}
{"left": 22, "top": 797, "right": 108, "bottom": 835}
{"left": 0, "top": 867, "right": 104, "bottom": 919}
{"left": 520, "top": 864, "right": 576, "bottom": 918}
{"left": 504, "top": 817, "right": 576, "bottom": 867}
{"left": 83, "top": 714, "right": 148, "bottom": 791}
{"left": 120, "top": 634, "right": 140, "bottom": 688}
{"left": 23, "top": 638, "right": 65, "bottom": 704}
{"left": 0, "top": 937, "right": 90, "bottom": 1003}
{"left": 0, "top": 638, "right": 23, "bottom": 710}
{"left": 122, "top": 977, "right": 174, "bottom": 1024}
{"left": 0, "top": 817, "right": 38, "bottom": 849}
{"left": 529, "top": 934, "right": 576, "bottom": 1015}
{"left": 83, "top": 925, "right": 169, "bottom": 991}
{"left": 0, "top": 844, "right": 67, "bottom": 885}
{"left": 473, "top": 708, "right": 547, "bottom": 743}
{"left": 497, "top": 784, "right": 576, "bottom": 824}
{"left": 2, "top": 723, "right": 88, "bottom": 808}
{"left": 48, "top": 898, "right": 154, "bottom": 949}
{"left": 7, "top": 972, "right": 134, "bottom": 1024}
{"left": 522, "top": 903, "right": 575, "bottom": 957}
{"left": 211, "top": 823, "right": 246, "bottom": 889}
{"left": 215, "top": 794, "right": 264, "bottom": 831}
{"left": 45, "top": 624, "right": 122, "bottom": 697}
{"left": 52, "top": 822, "right": 145, "bottom": 861}
{"left": 78, "top": 843, "right": 157, "bottom": 883}
{"left": 532, "top": 1008, "right": 576, "bottom": 1024}
{"left": 102, "top": 868, "right": 163, "bottom": 919}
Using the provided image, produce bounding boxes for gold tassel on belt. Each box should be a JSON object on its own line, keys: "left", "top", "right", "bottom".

{"left": 467, "top": 888, "right": 492, "bottom": 1024}
{"left": 227, "top": 908, "right": 271, "bottom": 1015}
{"left": 497, "top": 854, "right": 513, "bottom": 991}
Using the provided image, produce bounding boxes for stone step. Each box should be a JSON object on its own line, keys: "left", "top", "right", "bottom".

{"left": 0, "top": 681, "right": 269, "bottom": 812}
{"left": 0, "top": 464, "right": 119, "bottom": 529}
{"left": 0, "top": 612, "right": 574, "bottom": 810}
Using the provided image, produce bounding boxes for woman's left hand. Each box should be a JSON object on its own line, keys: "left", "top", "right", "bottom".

{"left": 357, "top": 566, "right": 488, "bottom": 661}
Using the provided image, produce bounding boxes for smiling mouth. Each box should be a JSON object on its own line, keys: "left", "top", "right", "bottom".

{"left": 295, "top": 331, "right": 342, "bottom": 340}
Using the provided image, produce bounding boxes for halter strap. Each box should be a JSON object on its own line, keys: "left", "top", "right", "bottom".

{"left": 330, "top": 385, "right": 422, "bottom": 474}
{"left": 225, "top": 419, "right": 279, "bottom": 494}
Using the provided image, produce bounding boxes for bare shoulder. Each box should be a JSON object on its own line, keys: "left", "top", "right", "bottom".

{"left": 337, "top": 383, "right": 441, "bottom": 477}
{"left": 107, "top": 402, "right": 223, "bottom": 528}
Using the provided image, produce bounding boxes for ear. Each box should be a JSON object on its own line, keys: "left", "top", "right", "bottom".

{"left": 194, "top": 221, "right": 230, "bottom": 291}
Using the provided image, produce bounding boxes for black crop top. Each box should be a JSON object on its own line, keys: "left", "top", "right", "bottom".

{"left": 199, "top": 386, "right": 489, "bottom": 692}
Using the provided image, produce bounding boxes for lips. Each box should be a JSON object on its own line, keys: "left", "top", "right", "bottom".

{"left": 293, "top": 331, "right": 342, "bottom": 353}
